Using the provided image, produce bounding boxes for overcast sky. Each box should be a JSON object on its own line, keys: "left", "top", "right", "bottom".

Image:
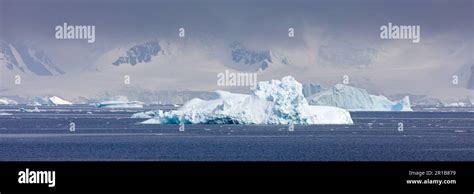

{"left": 1, "top": 0, "right": 472, "bottom": 61}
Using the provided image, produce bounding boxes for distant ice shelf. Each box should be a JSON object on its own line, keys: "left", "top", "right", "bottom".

{"left": 134, "top": 76, "right": 353, "bottom": 125}
{"left": 445, "top": 102, "right": 471, "bottom": 107}
{"left": 96, "top": 101, "right": 144, "bottom": 108}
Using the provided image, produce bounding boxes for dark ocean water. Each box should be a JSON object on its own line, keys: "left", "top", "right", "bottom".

{"left": 0, "top": 105, "right": 473, "bottom": 161}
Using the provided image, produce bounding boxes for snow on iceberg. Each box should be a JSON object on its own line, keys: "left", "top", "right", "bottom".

{"left": 48, "top": 96, "right": 72, "bottom": 105}
{"left": 308, "top": 84, "right": 412, "bottom": 111}
{"left": 137, "top": 76, "right": 353, "bottom": 125}
{"left": 97, "top": 101, "right": 144, "bottom": 108}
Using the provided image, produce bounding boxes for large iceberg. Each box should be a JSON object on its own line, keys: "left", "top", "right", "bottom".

{"left": 137, "top": 76, "right": 353, "bottom": 125}
{"left": 48, "top": 96, "right": 72, "bottom": 105}
{"left": 308, "top": 84, "right": 412, "bottom": 111}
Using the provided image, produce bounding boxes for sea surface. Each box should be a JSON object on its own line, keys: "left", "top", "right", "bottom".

{"left": 0, "top": 105, "right": 473, "bottom": 161}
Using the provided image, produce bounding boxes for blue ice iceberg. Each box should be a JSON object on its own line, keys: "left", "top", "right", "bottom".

{"left": 136, "top": 76, "right": 353, "bottom": 125}
{"left": 309, "top": 84, "right": 412, "bottom": 111}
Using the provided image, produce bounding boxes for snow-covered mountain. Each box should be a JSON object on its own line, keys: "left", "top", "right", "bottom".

{"left": 0, "top": 41, "right": 64, "bottom": 76}
{"left": 228, "top": 41, "right": 289, "bottom": 71}
{"left": 96, "top": 40, "right": 289, "bottom": 72}
{"left": 112, "top": 41, "right": 162, "bottom": 66}
{"left": 93, "top": 40, "right": 183, "bottom": 72}
{"left": 317, "top": 36, "right": 379, "bottom": 68}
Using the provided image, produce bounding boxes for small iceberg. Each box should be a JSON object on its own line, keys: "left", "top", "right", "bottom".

{"left": 136, "top": 76, "right": 353, "bottom": 125}
{"left": 308, "top": 84, "right": 412, "bottom": 111}
{"left": 20, "top": 107, "right": 40, "bottom": 113}
{"left": 49, "top": 96, "right": 72, "bottom": 105}
{"left": 27, "top": 102, "right": 42, "bottom": 106}
{"left": 131, "top": 110, "right": 158, "bottom": 118}
{"left": 0, "top": 97, "right": 18, "bottom": 105}
{"left": 97, "top": 101, "right": 144, "bottom": 108}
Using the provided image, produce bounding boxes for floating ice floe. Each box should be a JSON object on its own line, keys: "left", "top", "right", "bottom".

{"left": 131, "top": 110, "right": 159, "bottom": 118}
{"left": 96, "top": 101, "right": 144, "bottom": 108}
{"left": 135, "top": 76, "right": 353, "bottom": 125}
{"left": 48, "top": 96, "right": 72, "bottom": 105}
{"left": 20, "top": 107, "right": 40, "bottom": 113}
{"left": 308, "top": 84, "right": 412, "bottom": 111}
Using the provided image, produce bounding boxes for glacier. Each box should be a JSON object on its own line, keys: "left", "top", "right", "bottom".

{"left": 96, "top": 101, "right": 144, "bottom": 108}
{"left": 308, "top": 84, "right": 412, "bottom": 111}
{"left": 112, "top": 41, "right": 162, "bottom": 66}
{"left": 136, "top": 76, "right": 353, "bottom": 125}
{"left": 48, "top": 96, "right": 72, "bottom": 105}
